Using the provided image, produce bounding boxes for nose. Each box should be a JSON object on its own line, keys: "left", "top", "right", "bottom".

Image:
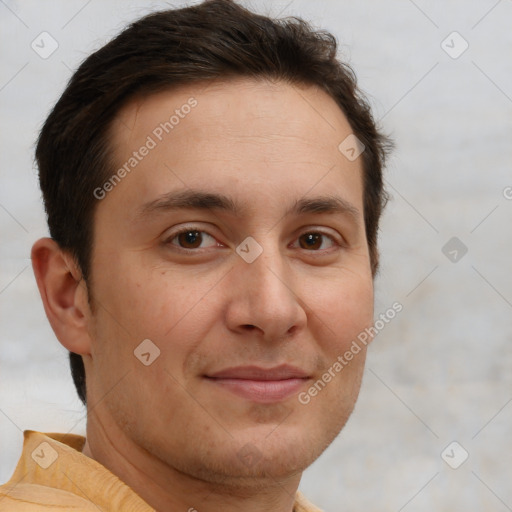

{"left": 224, "top": 238, "right": 307, "bottom": 343}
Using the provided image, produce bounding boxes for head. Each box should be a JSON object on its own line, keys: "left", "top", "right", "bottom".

{"left": 32, "top": 0, "right": 391, "bottom": 489}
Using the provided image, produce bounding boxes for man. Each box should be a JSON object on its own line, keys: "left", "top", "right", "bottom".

{"left": 0, "top": 0, "right": 391, "bottom": 510}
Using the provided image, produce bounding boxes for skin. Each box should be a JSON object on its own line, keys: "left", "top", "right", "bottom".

{"left": 31, "top": 77, "right": 375, "bottom": 512}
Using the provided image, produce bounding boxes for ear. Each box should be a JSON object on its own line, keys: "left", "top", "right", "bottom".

{"left": 31, "top": 237, "right": 92, "bottom": 355}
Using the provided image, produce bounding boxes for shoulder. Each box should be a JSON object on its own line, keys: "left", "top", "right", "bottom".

{"left": 294, "top": 490, "right": 325, "bottom": 512}
{"left": 0, "top": 482, "right": 99, "bottom": 511}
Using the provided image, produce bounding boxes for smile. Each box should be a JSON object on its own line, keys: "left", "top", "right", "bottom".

{"left": 204, "top": 365, "right": 310, "bottom": 403}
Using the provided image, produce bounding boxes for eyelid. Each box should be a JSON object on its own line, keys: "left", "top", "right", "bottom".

{"left": 163, "top": 224, "right": 346, "bottom": 253}
{"left": 290, "top": 227, "right": 344, "bottom": 250}
{"left": 164, "top": 224, "right": 222, "bottom": 250}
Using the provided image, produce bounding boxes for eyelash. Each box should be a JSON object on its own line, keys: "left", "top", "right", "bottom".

{"left": 164, "top": 225, "right": 343, "bottom": 254}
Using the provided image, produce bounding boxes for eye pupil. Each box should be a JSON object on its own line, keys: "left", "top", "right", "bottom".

{"left": 178, "top": 230, "right": 202, "bottom": 248}
{"left": 300, "top": 233, "right": 322, "bottom": 250}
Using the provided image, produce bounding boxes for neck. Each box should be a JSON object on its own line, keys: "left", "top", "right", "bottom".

{"left": 81, "top": 413, "right": 302, "bottom": 512}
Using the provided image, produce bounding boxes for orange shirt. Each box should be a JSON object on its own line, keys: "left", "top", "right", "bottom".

{"left": 0, "top": 431, "right": 323, "bottom": 511}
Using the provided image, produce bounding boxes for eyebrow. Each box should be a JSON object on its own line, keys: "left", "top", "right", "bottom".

{"left": 137, "top": 189, "right": 360, "bottom": 221}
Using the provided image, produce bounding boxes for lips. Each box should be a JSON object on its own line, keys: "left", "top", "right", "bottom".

{"left": 206, "top": 364, "right": 309, "bottom": 380}
{"left": 204, "top": 365, "right": 310, "bottom": 403}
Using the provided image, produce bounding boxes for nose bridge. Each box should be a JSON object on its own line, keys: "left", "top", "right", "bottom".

{"left": 239, "top": 234, "right": 292, "bottom": 298}
{"left": 228, "top": 233, "right": 305, "bottom": 339}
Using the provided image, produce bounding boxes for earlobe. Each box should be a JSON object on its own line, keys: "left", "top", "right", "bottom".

{"left": 31, "top": 237, "right": 92, "bottom": 355}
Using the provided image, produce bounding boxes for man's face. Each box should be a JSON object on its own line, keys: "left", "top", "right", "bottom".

{"left": 84, "top": 78, "right": 374, "bottom": 486}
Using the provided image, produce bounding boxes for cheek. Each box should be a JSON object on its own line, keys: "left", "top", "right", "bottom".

{"left": 94, "top": 259, "right": 180, "bottom": 336}
{"left": 92, "top": 260, "right": 222, "bottom": 370}
{"left": 304, "top": 279, "right": 372, "bottom": 419}
{"left": 314, "top": 272, "right": 374, "bottom": 355}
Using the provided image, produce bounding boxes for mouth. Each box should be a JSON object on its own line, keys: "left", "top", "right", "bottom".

{"left": 204, "top": 364, "right": 311, "bottom": 403}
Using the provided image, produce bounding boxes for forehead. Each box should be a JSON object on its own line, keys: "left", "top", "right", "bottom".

{"left": 110, "top": 77, "right": 356, "bottom": 158}
{"left": 100, "top": 77, "right": 364, "bottom": 225}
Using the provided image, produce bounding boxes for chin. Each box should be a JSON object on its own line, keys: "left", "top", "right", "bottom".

{"left": 233, "top": 418, "right": 349, "bottom": 481}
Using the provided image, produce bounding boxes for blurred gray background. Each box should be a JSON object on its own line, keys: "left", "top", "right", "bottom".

{"left": 1, "top": 1, "right": 511, "bottom": 510}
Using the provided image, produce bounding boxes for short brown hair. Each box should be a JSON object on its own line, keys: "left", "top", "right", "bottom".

{"left": 35, "top": 0, "right": 392, "bottom": 405}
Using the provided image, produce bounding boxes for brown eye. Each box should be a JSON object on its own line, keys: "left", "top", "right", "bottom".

{"left": 166, "top": 227, "right": 218, "bottom": 251}
{"left": 297, "top": 232, "right": 336, "bottom": 251}
{"left": 177, "top": 230, "right": 203, "bottom": 249}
